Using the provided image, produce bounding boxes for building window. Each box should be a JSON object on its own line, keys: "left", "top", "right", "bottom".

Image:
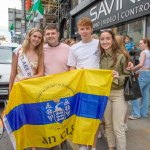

{"left": 127, "top": 18, "right": 144, "bottom": 46}
{"left": 113, "top": 18, "right": 144, "bottom": 46}
{"left": 146, "top": 15, "right": 150, "bottom": 39}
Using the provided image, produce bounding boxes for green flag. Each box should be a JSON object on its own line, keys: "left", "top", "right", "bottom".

{"left": 9, "top": 24, "right": 14, "bottom": 31}
{"left": 26, "top": 14, "right": 33, "bottom": 21}
{"left": 33, "top": 0, "right": 44, "bottom": 21}
{"left": 26, "top": 5, "right": 34, "bottom": 22}
{"left": 9, "top": 24, "right": 15, "bottom": 37}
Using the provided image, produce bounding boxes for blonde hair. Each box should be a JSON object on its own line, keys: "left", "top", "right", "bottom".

{"left": 77, "top": 17, "right": 93, "bottom": 28}
{"left": 22, "top": 28, "right": 44, "bottom": 57}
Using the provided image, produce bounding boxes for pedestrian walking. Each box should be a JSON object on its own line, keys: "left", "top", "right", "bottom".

{"left": 129, "top": 38, "right": 150, "bottom": 119}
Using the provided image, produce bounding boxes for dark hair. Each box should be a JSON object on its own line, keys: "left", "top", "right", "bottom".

{"left": 125, "top": 35, "right": 130, "bottom": 39}
{"left": 44, "top": 24, "right": 59, "bottom": 33}
{"left": 124, "top": 35, "right": 130, "bottom": 43}
{"left": 141, "top": 38, "right": 150, "bottom": 50}
{"left": 99, "top": 29, "right": 130, "bottom": 67}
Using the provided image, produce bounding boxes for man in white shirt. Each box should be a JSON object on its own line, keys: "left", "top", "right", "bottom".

{"left": 67, "top": 17, "right": 99, "bottom": 150}
{"left": 68, "top": 18, "right": 100, "bottom": 70}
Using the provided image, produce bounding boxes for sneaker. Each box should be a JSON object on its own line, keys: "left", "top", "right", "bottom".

{"left": 98, "top": 131, "right": 102, "bottom": 139}
{"left": 124, "top": 124, "right": 128, "bottom": 132}
{"left": 128, "top": 115, "right": 140, "bottom": 120}
{"left": 79, "top": 146, "right": 88, "bottom": 150}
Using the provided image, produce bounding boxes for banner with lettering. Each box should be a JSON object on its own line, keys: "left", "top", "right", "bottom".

{"left": 4, "top": 69, "right": 112, "bottom": 150}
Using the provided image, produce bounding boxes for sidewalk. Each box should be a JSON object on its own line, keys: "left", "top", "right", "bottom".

{"left": 96, "top": 113, "right": 150, "bottom": 150}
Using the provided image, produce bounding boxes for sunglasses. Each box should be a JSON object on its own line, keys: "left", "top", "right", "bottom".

{"left": 100, "top": 28, "right": 113, "bottom": 33}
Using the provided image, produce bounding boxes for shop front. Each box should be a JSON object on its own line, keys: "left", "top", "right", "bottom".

{"left": 70, "top": 0, "right": 150, "bottom": 45}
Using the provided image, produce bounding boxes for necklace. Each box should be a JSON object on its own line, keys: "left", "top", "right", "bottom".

{"left": 48, "top": 42, "right": 60, "bottom": 47}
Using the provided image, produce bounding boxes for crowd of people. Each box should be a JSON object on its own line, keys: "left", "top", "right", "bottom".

{"left": 9, "top": 17, "right": 150, "bottom": 150}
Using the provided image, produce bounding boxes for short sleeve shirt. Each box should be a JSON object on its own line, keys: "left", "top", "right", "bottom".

{"left": 67, "top": 39, "right": 100, "bottom": 69}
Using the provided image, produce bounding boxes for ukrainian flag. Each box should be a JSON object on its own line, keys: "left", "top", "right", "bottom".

{"left": 4, "top": 69, "right": 112, "bottom": 150}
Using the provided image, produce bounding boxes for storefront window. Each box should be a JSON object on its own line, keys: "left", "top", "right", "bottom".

{"left": 127, "top": 18, "right": 144, "bottom": 46}
{"left": 111, "top": 18, "right": 145, "bottom": 65}
{"left": 112, "top": 18, "right": 144, "bottom": 46}
{"left": 146, "top": 16, "right": 150, "bottom": 39}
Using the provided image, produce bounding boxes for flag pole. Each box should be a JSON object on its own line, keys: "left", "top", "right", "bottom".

{"left": 21, "top": 0, "right": 27, "bottom": 42}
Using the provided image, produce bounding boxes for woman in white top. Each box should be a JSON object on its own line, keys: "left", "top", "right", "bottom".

{"left": 9, "top": 28, "right": 44, "bottom": 150}
{"left": 9, "top": 28, "right": 44, "bottom": 93}
{"left": 129, "top": 38, "right": 150, "bottom": 119}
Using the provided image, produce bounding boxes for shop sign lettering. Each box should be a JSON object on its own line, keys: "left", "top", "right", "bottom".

{"left": 74, "top": 0, "right": 149, "bottom": 33}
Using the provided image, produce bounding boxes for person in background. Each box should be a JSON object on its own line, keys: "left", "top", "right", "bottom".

{"left": 124, "top": 35, "right": 135, "bottom": 53}
{"left": 129, "top": 38, "right": 150, "bottom": 120}
{"left": 99, "top": 30, "right": 130, "bottom": 150}
{"left": 124, "top": 35, "right": 138, "bottom": 65}
{"left": 91, "top": 33, "right": 99, "bottom": 39}
{"left": 65, "top": 38, "right": 76, "bottom": 46}
{"left": 115, "top": 35, "right": 130, "bottom": 132}
{"left": 9, "top": 28, "right": 44, "bottom": 150}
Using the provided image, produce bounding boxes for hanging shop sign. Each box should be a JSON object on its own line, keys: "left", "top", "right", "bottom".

{"left": 73, "top": 0, "right": 150, "bottom": 33}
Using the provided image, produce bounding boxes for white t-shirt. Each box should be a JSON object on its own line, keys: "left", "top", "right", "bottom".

{"left": 67, "top": 39, "right": 100, "bottom": 69}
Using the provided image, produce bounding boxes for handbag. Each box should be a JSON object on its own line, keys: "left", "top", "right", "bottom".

{"left": 124, "top": 72, "right": 142, "bottom": 101}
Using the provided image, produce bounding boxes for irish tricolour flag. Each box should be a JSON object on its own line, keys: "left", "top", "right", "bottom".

{"left": 33, "top": 0, "right": 44, "bottom": 21}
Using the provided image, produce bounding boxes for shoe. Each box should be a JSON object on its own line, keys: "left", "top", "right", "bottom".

{"left": 128, "top": 115, "right": 140, "bottom": 120}
{"left": 98, "top": 131, "right": 102, "bottom": 139}
{"left": 79, "top": 146, "right": 88, "bottom": 150}
{"left": 124, "top": 124, "right": 128, "bottom": 132}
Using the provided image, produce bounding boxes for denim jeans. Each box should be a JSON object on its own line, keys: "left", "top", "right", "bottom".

{"left": 131, "top": 71, "right": 150, "bottom": 117}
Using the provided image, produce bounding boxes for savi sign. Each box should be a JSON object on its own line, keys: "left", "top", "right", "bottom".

{"left": 73, "top": 0, "right": 150, "bottom": 34}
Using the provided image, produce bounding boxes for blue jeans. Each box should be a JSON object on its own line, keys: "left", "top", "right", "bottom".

{"left": 131, "top": 71, "right": 150, "bottom": 117}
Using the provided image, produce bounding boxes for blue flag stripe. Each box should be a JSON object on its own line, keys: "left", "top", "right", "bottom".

{"left": 5, "top": 93, "right": 108, "bottom": 132}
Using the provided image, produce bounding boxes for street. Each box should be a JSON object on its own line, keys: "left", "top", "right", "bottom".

{"left": 0, "top": 104, "right": 150, "bottom": 150}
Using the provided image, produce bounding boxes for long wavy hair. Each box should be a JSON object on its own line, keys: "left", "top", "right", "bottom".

{"left": 115, "top": 35, "right": 130, "bottom": 63}
{"left": 99, "top": 30, "right": 130, "bottom": 67}
{"left": 22, "top": 28, "right": 44, "bottom": 58}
